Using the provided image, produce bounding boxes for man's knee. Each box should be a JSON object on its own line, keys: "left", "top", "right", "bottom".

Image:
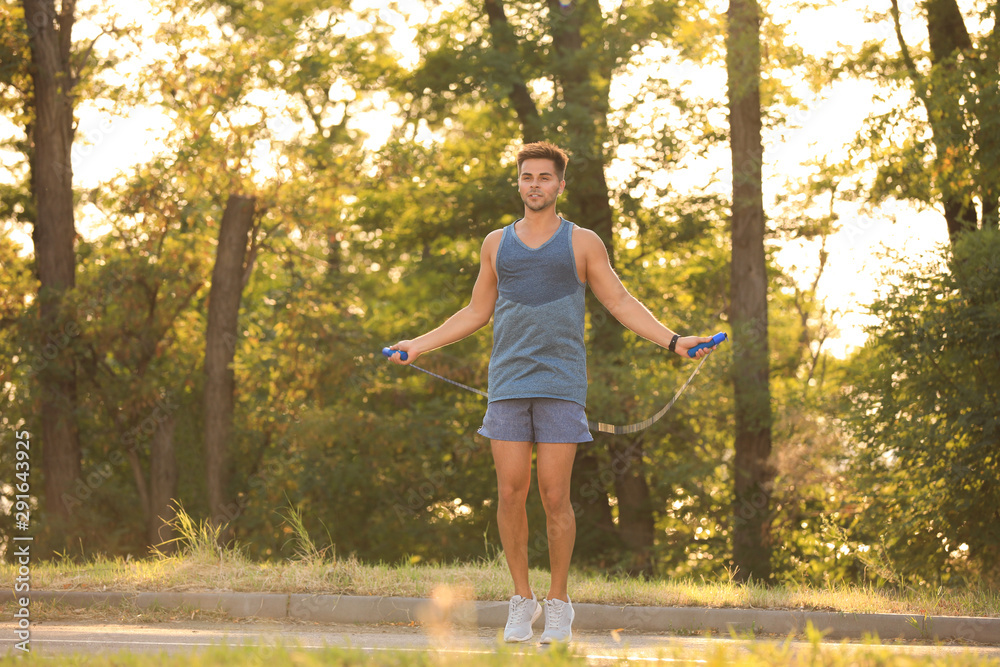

{"left": 544, "top": 498, "right": 576, "bottom": 536}
{"left": 538, "top": 483, "right": 571, "bottom": 513}
{"left": 497, "top": 480, "right": 530, "bottom": 506}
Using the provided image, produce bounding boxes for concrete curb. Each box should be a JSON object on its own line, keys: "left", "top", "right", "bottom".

{"left": 4, "top": 591, "right": 998, "bottom": 644}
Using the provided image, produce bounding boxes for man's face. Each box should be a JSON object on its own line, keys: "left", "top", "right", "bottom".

{"left": 518, "top": 158, "right": 564, "bottom": 212}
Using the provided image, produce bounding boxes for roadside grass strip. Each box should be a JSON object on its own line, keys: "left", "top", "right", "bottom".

{"left": 2, "top": 633, "right": 1000, "bottom": 666}
{"left": 3, "top": 505, "right": 997, "bottom": 623}
{"left": 5, "top": 553, "right": 999, "bottom": 619}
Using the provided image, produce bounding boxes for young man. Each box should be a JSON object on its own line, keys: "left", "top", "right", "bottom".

{"left": 387, "top": 141, "right": 715, "bottom": 644}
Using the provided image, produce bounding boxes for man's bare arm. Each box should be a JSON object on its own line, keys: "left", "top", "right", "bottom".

{"left": 577, "top": 228, "right": 714, "bottom": 358}
{"left": 387, "top": 230, "right": 501, "bottom": 364}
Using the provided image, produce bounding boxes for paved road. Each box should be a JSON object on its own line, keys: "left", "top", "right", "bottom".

{"left": 6, "top": 591, "right": 999, "bottom": 644}
{"left": 4, "top": 621, "right": 1000, "bottom": 664}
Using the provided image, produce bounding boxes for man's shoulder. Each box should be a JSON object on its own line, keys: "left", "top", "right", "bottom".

{"left": 570, "top": 225, "right": 604, "bottom": 251}
{"left": 484, "top": 227, "right": 505, "bottom": 246}
{"left": 481, "top": 228, "right": 506, "bottom": 267}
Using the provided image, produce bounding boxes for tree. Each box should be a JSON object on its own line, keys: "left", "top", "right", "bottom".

{"left": 726, "top": 0, "right": 774, "bottom": 581}
{"left": 204, "top": 194, "right": 256, "bottom": 535}
{"left": 848, "top": 0, "right": 999, "bottom": 244}
{"left": 0, "top": 232, "right": 38, "bottom": 557}
{"left": 893, "top": 0, "right": 997, "bottom": 240}
{"left": 69, "top": 220, "right": 206, "bottom": 552}
{"left": 181, "top": 0, "right": 401, "bottom": 540}
{"left": 765, "top": 168, "right": 859, "bottom": 584}
{"left": 3, "top": 0, "right": 213, "bottom": 552}
{"left": 20, "top": 0, "right": 81, "bottom": 531}
{"left": 406, "top": 0, "right": 697, "bottom": 574}
{"left": 844, "top": 226, "right": 1000, "bottom": 586}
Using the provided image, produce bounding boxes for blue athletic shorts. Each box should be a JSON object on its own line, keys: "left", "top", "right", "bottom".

{"left": 477, "top": 398, "right": 593, "bottom": 443}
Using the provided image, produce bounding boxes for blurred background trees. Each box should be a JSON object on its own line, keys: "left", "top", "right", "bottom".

{"left": 1, "top": 0, "right": 997, "bottom": 589}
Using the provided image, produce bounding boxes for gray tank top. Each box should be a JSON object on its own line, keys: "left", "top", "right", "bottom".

{"left": 488, "top": 218, "right": 588, "bottom": 406}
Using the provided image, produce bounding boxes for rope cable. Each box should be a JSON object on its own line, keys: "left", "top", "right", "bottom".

{"left": 396, "top": 352, "right": 713, "bottom": 435}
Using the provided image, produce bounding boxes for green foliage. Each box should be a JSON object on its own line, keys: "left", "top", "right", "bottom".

{"left": 840, "top": 3, "right": 1000, "bottom": 233}
{"left": 0, "top": 0, "right": 940, "bottom": 594}
{"left": 0, "top": 233, "right": 36, "bottom": 551}
{"left": 0, "top": 1, "right": 29, "bottom": 117}
{"left": 3, "top": 634, "right": 1000, "bottom": 666}
{"left": 844, "top": 227, "right": 1000, "bottom": 586}
{"left": 0, "top": 0, "right": 33, "bottom": 228}
{"left": 0, "top": 644, "right": 595, "bottom": 667}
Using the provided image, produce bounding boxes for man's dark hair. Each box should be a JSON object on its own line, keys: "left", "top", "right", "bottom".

{"left": 517, "top": 142, "right": 569, "bottom": 181}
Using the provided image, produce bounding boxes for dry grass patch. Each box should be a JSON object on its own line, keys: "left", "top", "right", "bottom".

{"left": 10, "top": 554, "right": 999, "bottom": 619}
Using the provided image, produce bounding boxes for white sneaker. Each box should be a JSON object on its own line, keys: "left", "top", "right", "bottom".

{"left": 503, "top": 594, "right": 542, "bottom": 642}
{"left": 539, "top": 597, "right": 574, "bottom": 644}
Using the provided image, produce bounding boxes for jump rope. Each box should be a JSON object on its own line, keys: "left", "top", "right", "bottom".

{"left": 382, "top": 332, "right": 727, "bottom": 435}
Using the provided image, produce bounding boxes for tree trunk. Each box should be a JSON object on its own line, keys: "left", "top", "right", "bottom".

{"left": 568, "top": 447, "right": 620, "bottom": 562}
{"left": 483, "top": 0, "right": 544, "bottom": 143}
{"left": 609, "top": 436, "right": 657, "bottom": 574}
{"left": 980, "top": 5, "right": 1000, "bottom": 228}
{"left": 891, "top": 0, "right": 982, "bottom": 242}
{"left": 22, "top": 0, "right": 81, "bottom": 535}
{"left": 545, "top": 0, "right": 656, "bottom": 570}
{"left": 924, "top": 0, "right": 979, "bottom": 241}
{"left": 925, "top": 0, "right": 972, "bottom": 57}
{"left": 204, "top": 194, "right": 255, "bottom": 539}
{"left": 478, "top": 0, "right": 658, "bottom": 568}
{"left": 726, "top": 0, "right": 773, "bottom": 582}
{"left": 148, "top": 415, "right": 178, "bottom": 548}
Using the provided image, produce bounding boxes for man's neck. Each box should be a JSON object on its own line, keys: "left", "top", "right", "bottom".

{"left": 520, "top": 208, "right": 561, "bottom": 228}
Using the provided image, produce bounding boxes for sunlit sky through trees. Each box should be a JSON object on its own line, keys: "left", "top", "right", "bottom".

{"left": 2, "top": 0, "right": 976, "bottom": 357}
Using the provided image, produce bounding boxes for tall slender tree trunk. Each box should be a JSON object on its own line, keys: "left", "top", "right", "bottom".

{"left": 924, "top": 0, "right": 979, "bottom": 240}
{"left": 726, "top": 0, "right": 774, "bottom": 582}
{"left": 204, "top": 194, "right": 255, "bottom": 539}
{"left": 148, "top": 416, "right": 178, "bottom": 548}
{"left": 568, "top": 450, "right": 619, "bottom": 560}
{"left": 980, "top": 4, "right": 1000, "bottom": 228}
{"left": 484, "top": 0, "right": 544, "bottom": 143}
{"left": 891, "top": 0, "right": 983, "bottom": 242}
{"left": 22, "top": 0, "right": 81, "bottom": 535}
{"left": 609, "top": 436, "right": 656, "bottom": 573}
{"left": 545, "top": 0, "right": 655, "bottom": 573}
{"left": 477, "top": 0, "right": 659, "bottom": 570}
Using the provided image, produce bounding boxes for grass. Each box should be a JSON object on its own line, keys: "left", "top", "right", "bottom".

{"left": 9, "top": 550, "right": 1000, "bottom": 618}
{"left": 1, "top": 634, "right": 999, "bottom": 666}
{"left": 6, "top": 644, "right": 584, "bottom": 667}
{"left": 10, "top": 549, "right": 1000, "bottom": 621}
{"left": 5, "top": 505, "right": 999, "bottom": 620}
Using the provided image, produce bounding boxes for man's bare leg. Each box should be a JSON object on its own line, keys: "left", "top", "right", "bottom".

{"left": 491, "top": 440, "right": 534, "bottom": 599}
{"left": 536, "top": 442, "right": 577, "bottom": 602}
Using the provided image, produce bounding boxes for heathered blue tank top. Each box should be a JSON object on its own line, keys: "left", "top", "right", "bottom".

{"left": 488, "top": 218, "right": 588, "bottom": 406}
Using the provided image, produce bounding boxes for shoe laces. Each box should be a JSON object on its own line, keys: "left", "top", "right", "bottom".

{"left": 545, "top": 598, "right": 567, "bottom": 626}
{"left": 509, "top": 596, "right": 535, "bottom": 623}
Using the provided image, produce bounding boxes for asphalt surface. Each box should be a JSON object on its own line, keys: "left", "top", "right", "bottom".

{"left": 3, "top": 620, "right": 1000, "bottom": 664}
